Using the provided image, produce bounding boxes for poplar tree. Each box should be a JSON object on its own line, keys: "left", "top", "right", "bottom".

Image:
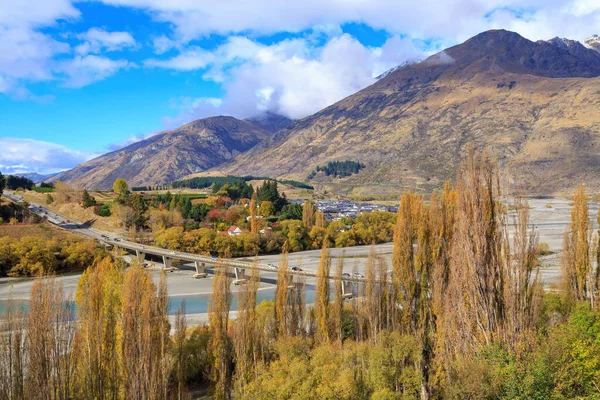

{"left": 0, "top": 297, "right": 27, "bottom": 399}
{"left": 209, "top": 258, "right": 233, "bottom": 400}
{"left": 444, "top": 150, "right": 505, "bottom": 354}
{"left": 315, "top": 243, "right": 331, "bottom": 343}
{"left": 121, "top": 265, "right": 170, "bottom": 400}
{"left": 377, "top": 255, "right": 391, "bottom": 333}
{"left": 249, "top": 194, "right": 258, "bottom": 234}
{"left": 234, "top": 262, "right": 259, "bottom": 395}
{"left": 302, "top": 201, "right": 315, "bottom": 229}
{"left": 275, "top": 244, "right": 291, "bottom": 338}
{"left": 364, "top": 246, "right": 378, "bottom": 341}
{"left": 74, "top": 257, "right": 123, "bottom": 399}
{"left": 503, "top": 199, "right": 541, "bottom": 348}
{"left": 173, "top": 301, "right": 188, "bottom": 400}
{"left": 562, "top": 185, "right": 595, "bottom": 305}
{"left": 315, "top": 210, "right": 326, "bottom": 228}
{"left": 332, "top": 256, "right": 345, "bottom": 342}
{"left": 289, "top": 276, "right": 306, "bottom": 337}
{"left": 392, "top": 191, "right": 418, "bottom": 333}
{"left": 28, "top": 277, "right": 77, "bottom": 400}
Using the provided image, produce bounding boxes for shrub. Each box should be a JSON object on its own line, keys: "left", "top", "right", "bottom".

{"left": 537, "top": 242, "right": 551, "bottom": 256}
{"left": 96, "top": 203, "right": 111, "bottom": 217}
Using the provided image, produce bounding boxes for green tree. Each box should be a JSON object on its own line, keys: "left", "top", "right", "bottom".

{"left": 81, "top": 189, "right": 96, "bottom": 208}
{"left": 259, "top": 200, "right": 275, "bottom": 217}
{"left": 0, "top": 172, "right": 5, "bottom": 199}
{"left": 257, "top": 180, "right": 287, "bottom": 211}
{"left": 279, "top": 203, "right": 302, "bottom": 221}
{"left": 113, "top": 178, "right": 129, "bottom": 201}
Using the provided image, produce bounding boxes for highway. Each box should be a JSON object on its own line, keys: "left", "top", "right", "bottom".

{"left": 3, "top": 191, "right": 370, "bottom": 284}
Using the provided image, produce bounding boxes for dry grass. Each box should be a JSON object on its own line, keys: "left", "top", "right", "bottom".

{"left": 21, "top": 191, "right": 125, "bottom": 233}
{"left": 0, "top": 222, "right": 81, "bottom": 241}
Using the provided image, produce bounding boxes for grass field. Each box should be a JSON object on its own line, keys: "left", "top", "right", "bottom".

{"left": 0, "top": 222, "right": 81, "bottom": 241}
{"left": 21, "top": 190, "right": 124, "bottom": 233}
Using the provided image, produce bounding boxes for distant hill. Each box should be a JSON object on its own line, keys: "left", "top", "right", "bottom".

{"left": 13, "top": 172, "right": 59, "bottom": 183}
{"left": 51, "top": 116, "right": 273, "bottom": 190}
{"left": 216, "top": 29, "right": 600, "bottom": 196}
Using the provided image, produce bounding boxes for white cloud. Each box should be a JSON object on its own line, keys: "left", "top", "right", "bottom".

{"left": 56, "top": 55, "right": 135, "bottom": 88}
{"left": 152, "top": 35, "right": 179, "bottom": 54}
{"left": 0, "top": 138, "right": 97, "bottom": 175}
{"left": 156, "top": 33, "right": 424, "bottom": 122}
{"left": 163, "top": 97, "right": 223, "bottom": 126}
{"left": 98, "top": 0, "right": 600, "bottom": 44}
{"left": 0, "top": 0, "right": 77, "bottom": 96}
{"left": 75, "top": 28, "right": 137, "bottom": 55}
{"left": 0, "top": 0, "right": 79, "bottom": 28}
{"left": 0, "top": 25, "right": 69, "bottom": 94}
{"left": 145, "top": 46, "right": 214, "bottom": 70}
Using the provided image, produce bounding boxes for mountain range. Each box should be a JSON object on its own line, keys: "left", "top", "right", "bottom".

{"left": 54, "top": 30, "right": 600, "bottom": 195}
{"left": 13, "top": 172, "right": 59, "bottom": 183}
{"left": 217, "top": 30, "right": 600, "bottom": 195}
{"left": 50, "top": 115, "right": 291, "bottom": 189}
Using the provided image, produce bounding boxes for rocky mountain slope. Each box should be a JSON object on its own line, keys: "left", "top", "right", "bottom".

{"left": 52, "top": 116, "right": 272, "bottom": 189}
{"left": 217, "top": 30, "right": 600, "bottom": 196}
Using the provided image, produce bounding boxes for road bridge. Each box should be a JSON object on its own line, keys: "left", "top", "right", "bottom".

{"left": 5, "top": 192, "right": 373, "bottom": 294}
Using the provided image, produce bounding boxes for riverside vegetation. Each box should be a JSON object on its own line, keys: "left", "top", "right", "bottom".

{"left": 4, "top": 151, "right": 600, "bottom": 398}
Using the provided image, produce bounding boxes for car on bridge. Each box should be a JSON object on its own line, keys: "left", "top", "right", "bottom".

{"left": 291, "top": 266, "right": 302, "bottom": 272}
{"left": 268, "top": 263, "right": 277, "bottom": 269}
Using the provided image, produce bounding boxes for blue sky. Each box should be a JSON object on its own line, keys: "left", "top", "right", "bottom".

{"left": 1, "top": 0, "right": 599, "bottom": 174}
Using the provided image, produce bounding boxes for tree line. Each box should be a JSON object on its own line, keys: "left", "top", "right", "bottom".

{"left": 2, "top": 175, "right": 36, "bottom": 191}
{"left": 308, "top": 160, "right": 365, "bottom": 179}
{"left": 171, "top": 175, "right": 313, "bottom": 192}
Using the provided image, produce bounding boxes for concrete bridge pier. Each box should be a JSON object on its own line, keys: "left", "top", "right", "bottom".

{"left": 162, "top": 256, "right": 174, "bottom": 271}
{"left": 193, "top": 262, "right": 208, "bottom": 278}
{"left": 135, "top": 250, "right": 146, "bottom": 263}
{"left": 287, "top": 274, "right": 295, "bottom": 290}
{"left": 234, "top": 267, "right": 246, "bottom": 280}
{"left": 341, "top": 280, "right": 353, "bottom": 299}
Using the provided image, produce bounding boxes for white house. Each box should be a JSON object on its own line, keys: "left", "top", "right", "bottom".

{"left": 227, "top": 226, "right": 242, "bottom": 236}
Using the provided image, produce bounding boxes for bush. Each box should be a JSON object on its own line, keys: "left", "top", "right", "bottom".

{"left": 46, "top": 193, "right": 54, "bottom": 205}
{"left": 96, "top": 203, "right": 111, "bottom": 217}
{"left": 537, "top": 242, "right": 551, "bottom": 255}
